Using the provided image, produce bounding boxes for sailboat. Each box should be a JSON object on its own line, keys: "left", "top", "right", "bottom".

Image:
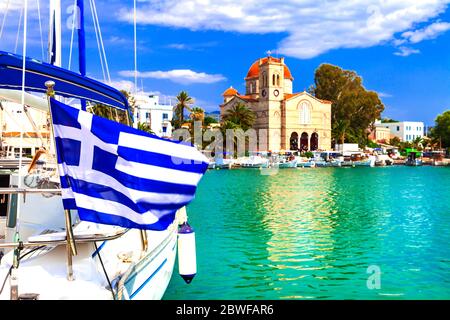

{"left": 0, "top": 0, "right": 205, "bottom": 300}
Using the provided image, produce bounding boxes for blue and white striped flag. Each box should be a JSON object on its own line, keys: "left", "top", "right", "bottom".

{"left": 50, "top": 98, "right": 208, "bottom": 230}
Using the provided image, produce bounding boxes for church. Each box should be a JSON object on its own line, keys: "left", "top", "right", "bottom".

{"left": 220, "top": 56, "right": 332, "bottom": 152}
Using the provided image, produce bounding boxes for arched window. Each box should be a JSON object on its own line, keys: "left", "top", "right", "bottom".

{"left": 276, "top": 74, "right": 280, "bottom": 86}
{"left": 299, "top": 101, "right": 312, "bottom": 125}
{"left": 272, "top": 74, "right": 276, "bottom": 86}
{"left": 262, "top": 72, "right": 267, "bottom": 87}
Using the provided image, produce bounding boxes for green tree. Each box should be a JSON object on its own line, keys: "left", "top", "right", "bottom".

{"left": 311, "top": 64, "right": 384, "bottom": 147}
{"left": 204, "top": 115, "right": 218, "bottom": 127}
{"left": 221, "top": 103, "right": 256, "bottom": 131}
{"left": 173, "top": 91, "right": 194, "bottom": 129}
{"left": 333, "top": 119, "right": 351, "bottom": 145}
{"left": 431, "top": 110, "right": 450, "bottom": 148}
{"left": 380, "top": 117, "right": 399, "bottom": 123}
{"left": 89, "top": 103, "right": 110, "bottom": 119}
{"left": 389, "top": 136, "right": 401, "bottom": 147}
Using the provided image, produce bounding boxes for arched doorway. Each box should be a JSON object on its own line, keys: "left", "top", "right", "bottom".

{"left": 300, "top": 132, "right": 309, "bottom": 151}
{"left": 310, "top": 132, "right": 319, "bottom": 151}
{"left": 290, "top": 132, "right": 298, "bottom": 151}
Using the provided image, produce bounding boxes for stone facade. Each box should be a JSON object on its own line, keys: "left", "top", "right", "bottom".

{"left": 220, "top": 56, "right": 332, "bottom": 152}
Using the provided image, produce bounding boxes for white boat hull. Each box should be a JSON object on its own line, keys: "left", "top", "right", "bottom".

{"left": 0, "top": 173, "right": 179, "bottom": 300}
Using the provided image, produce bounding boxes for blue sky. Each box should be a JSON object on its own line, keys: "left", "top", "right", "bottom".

{"left": 1, "top": 0, "right": 450, "bottom": 125}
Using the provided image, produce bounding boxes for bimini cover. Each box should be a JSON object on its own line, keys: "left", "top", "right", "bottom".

{"left": 0, "top": 51, "right": 128, "bottom": 110}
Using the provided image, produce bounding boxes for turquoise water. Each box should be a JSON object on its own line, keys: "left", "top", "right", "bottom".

{"left": 164, "top": 166, "right": 450, "bottom": 299}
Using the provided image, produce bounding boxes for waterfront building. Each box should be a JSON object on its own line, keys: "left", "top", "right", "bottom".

{"left": 368, "top": 125, "right": 392, "bottom": 143}
{"left": 374, "top": 120, "right": 424, "bottom": 142}
{"left": 133, "top": 94, "right": 173, "bottom": 138}
{"left": 220, "top": 56, "right": 332, "bottom": 152}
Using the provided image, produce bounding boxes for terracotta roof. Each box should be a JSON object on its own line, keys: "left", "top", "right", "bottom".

{"left": 246, "top": 57, "right": 293, "bottom": 80}
{"left": 222, "top": 86, "right": 238, "bottom": 96}
{"left": 234, "top": 94, "right": 257, "bottom": 102}
{"left": 284, "top": 93, "right": 300, "bottom": 100}
{"left": 283, "top": 92, "right": 333, "bottom": 104}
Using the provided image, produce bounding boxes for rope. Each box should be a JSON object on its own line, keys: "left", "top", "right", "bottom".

{"left": 17, "top": 0, "right": 29, "bottom": 235}
{"left": 0, "top": 0, "right": 10, "bottom": 41}
{"left": 36, "top": 0, "right": 45, "bottom": 61}
{"left": 14, "top": 5, "right": 23, "bottom": 54}
{"left": 88, "top": 0, "right": 106, "bottom": 83}
{"left": 68, "top": 0, "right": 77, "bottom": 70}
{"left": 94, "top": 242, "right": 115, "bottom": 300}
{"left": 134, "top": 0, "right": 137, "bottom": 94}
{"left": 91, "top": 0, "right": 111, "bottom": 83}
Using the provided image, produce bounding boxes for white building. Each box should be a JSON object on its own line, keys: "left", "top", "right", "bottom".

{"left": 133, "top": 94, "right": 173, "bottom": 138}
{"left": 375, "top": 120, "right": 424, "bottom": 142}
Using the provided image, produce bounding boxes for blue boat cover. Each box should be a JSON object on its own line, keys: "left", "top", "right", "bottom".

{"left": 0, "top": 51, "right": 128, "bottom": 110}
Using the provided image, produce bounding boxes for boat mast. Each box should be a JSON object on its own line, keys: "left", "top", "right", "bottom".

{"left": 77, "top": 0, "right": 86, "bottom": 110}
{"left": 77, "top": 0, "right": 86, "bottom": 77}
{"left": 49, "top": 0, "right": 61, "bottom": 67}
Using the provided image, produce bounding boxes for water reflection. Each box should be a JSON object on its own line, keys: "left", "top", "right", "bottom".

{"left": 164, "top": 167, "right": 450, "bottom": 300}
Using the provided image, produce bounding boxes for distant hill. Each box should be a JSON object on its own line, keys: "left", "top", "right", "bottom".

{"left": 205, "top": 110, "right": 220, "bottom": 121}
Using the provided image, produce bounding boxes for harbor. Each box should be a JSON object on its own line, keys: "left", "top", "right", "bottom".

{"left": 165, "top": 166, "right": 450, "bottom": 299}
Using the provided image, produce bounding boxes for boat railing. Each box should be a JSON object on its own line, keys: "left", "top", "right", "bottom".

{"left": 0, "top": 228, "right": 127, "bottom": 249}
{"left": 0, "top": 187, "right": 128, "bottom": 249}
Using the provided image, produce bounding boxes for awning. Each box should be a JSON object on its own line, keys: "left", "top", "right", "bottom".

{"left": 0, "top": 51, "right": 129, "bottom": 110}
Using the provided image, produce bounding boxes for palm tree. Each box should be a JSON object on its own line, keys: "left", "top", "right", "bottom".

{"left": 90, "top": 103, "right": 111, "bottom": 119}
{"left": 333, "top": 119, "right": 351, "bottom": 144}
{"left": 412, "top": 136, "right": 424, "bottom": 150}
{"left": 221, "top": 103, "right": 256, "bottom": 131}
{"left": 173, "top": 91, "right": 194, "bottom": 129}
{"left": 190, "top": 107, "right": 205, "bottom": 123}
{"left": 137, "top": 122, "right": 154, "bottom": 134}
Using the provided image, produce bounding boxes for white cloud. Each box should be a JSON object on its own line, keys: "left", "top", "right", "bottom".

{"left": 166, "top": 43, "right": 188, "bottom": 50}
{"left": 401, "top": 21, "right": 450, "bottom": 43}
{"left": 378, "top": 92, "right": 393, "bottom": 98}
{"left": 119, "top": 69, "right": 226, "bottom": 84}
{"left": 108, "top": 79, "right": 137, "bottom": 92}
{"left": 394, "top": 46, "right": 421, "bottom": 57}
{"left": 118, "top": 0, "right": 450, "bottom": 59}
{"left": 165, "top": 41, "right": 218, "bottom": 51}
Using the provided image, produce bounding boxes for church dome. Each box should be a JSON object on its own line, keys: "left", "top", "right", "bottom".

{"left": 222, "top": 86, "right": 238, "bottom": 96}
{"left": 246, "top": 57, "right": 293, "bottom": 80}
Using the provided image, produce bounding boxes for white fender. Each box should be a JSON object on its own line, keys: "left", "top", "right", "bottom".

{"left": 177, "top": 222, "right": 196, "bottom": 284}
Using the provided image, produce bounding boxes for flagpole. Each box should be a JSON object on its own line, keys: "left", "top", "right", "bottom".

{"left": 45, "top": 81, "right": 77, "bottom": 281}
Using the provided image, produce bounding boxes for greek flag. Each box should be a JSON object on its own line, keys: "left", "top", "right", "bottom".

{"left": 50, "top": 98, "right": 208, "bottom": 230}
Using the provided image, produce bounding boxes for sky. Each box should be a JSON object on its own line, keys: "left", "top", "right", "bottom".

{"left": 1, "top": 0, "right": 450, "bottom": 125}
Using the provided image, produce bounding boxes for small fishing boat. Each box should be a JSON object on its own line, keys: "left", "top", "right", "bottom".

{"left": 375, "top": 154, "right": 394, "bottom": 166}
{"left": 276, "top": 155, "right": 298, "bottom": 168}
{"left": 207, "top": 161, "right": 216, "bottom": 169}
{"left": 297, "top": 160, "right": 315, "bottom": 168}
{"left": 278, "top": 159, "right": 298, "bottom": 168}
{"left": 239, "top": 156, "right": 269, "bottom": 169}
{"left": 353, "top": 156, "right": 376, "bottom": 167}
{"left": 404, "top": 149, "right": 422, "bottom": 166}
{"left": 215, "top": 158, "right": 235, "bottom": 169}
